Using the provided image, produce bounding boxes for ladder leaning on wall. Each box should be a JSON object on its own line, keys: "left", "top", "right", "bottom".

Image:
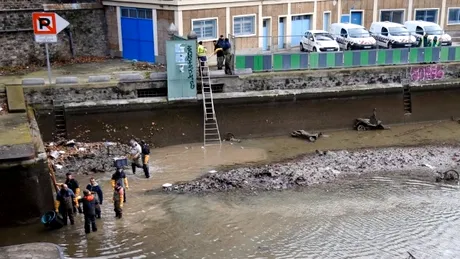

{"left": 199, "top": 61, "right": 222, "bottom": 146}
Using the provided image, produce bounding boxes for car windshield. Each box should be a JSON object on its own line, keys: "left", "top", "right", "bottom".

{"left": 389, "top": 27, "right": 409, "bottom": 36}
{"left": 425, "top": 25, "right": 443, "bottom": 36}
{"left": 348, "top": 28, "right": 370, "bottom": 38}
{"left": 313, "top": 33, "right": 334, "bottom": 41}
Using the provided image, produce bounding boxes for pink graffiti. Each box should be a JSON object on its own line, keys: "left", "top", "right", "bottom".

{"left": 410, "top": 65, "right": 445, "bottom": 82}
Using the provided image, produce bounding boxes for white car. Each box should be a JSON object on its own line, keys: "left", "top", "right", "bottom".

{"left": 369, "top": 21, "right": 417, "bottom": 48}
{"left": 404, "top": 20, "right": 452, "bottom": 46}
{"left": 300, "top": 30, "right": 340, "bottom": 52}
{"left": 330, "top": 23, "right": 376, "bottom": 50}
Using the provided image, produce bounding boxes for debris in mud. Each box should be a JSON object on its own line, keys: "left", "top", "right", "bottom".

{"left": 223, "top": 133, "right": 241, "bottom": 143}
{"left": 166, "top": 146, "right": 460, "bottom": 193}
{"left": 354, "top": 108, "right": 388, "bottom": 131}
{"left": 131, "top": 61, "right": 166, "bottom": 71}
{"left": 435, "top": 169, "right": 460, "bottom": 182}
{"left": 46, "top": 140, "right": 131, "bottom": 176}
{"left": 291, "top": 130, "right": 323, "bottom": 142}
{"left": 0, "top": 103, "right": 7, "bottom": 115}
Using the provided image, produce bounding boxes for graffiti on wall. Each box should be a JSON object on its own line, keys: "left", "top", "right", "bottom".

{"left": 410, "top": 65, "right": 445, "bottom": 82}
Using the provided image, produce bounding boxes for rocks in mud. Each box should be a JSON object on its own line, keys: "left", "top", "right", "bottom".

{"left": 167, "top": 146, "right": 460, "bottom": 193}
{"left": 46, "top": 140, "right": 131, "bottom": 176}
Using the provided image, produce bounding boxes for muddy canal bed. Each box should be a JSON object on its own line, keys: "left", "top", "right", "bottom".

{"left": 168, "top": 146, "right": 460, "bottom": 193}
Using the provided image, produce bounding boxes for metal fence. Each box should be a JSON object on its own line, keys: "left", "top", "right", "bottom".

{"left": 234, "top": 46, "right": 460, "bottom": 72}
{"left": 229, "top": 29, "right": 460, "bottom": 55}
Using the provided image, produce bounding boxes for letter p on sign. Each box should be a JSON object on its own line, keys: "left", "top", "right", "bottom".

{"left": 33, "top": 13, "right": 57, "bottom": 35}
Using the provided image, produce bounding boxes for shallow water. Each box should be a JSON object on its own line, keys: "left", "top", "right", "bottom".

{"left": 2, "top": 172, "right": 460, "bottom": 259}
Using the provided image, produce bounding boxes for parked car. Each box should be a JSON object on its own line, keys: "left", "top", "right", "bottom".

{"left": 330, "top": 23, "right": 377, "bottom": 50}
{"left": 404, "top": 20, "right": 452, "bottom": 46}
{"left": 369, "top": 21, "right": 417, "bottom": 48}
{"left": 300, "top": 30, "right": 340, "bottom": 52}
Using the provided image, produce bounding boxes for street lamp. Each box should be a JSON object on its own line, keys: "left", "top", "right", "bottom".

{"left": 167, "top": 23, "right": 178, "bottom": 39}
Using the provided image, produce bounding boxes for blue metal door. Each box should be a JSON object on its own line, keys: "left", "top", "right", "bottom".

{"left": 121, "top": 7, "right": 155, "bottom": 62}
{"left": 341, "top": 15, "right": 350, "bottom": 23}
{"left": 351, "top": 11, "right": 363, "bottom": 25}
{"left": 262, "top": 20, "right": 269, "bottom": 51}
{"left": 291, "top": 15, "right": 311, "bottom": 47}
{"left": 278, "top": 17, "right": 285, "bottom": 49}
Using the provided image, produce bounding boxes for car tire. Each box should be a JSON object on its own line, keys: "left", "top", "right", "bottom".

{"left": 313, "top": 47, "right": 317, "bottom": 52}
{"left": 387, "top": 42, "right": 393, "bottom": 49}
{"left": 300, "top": 43, "right": 305, "bottom": 52}
{"left": 346, "top": 44, "right": 352, "bottom": 51}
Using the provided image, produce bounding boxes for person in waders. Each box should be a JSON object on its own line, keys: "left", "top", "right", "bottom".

{"left": 129, "top": 139, "right": 143, "bottom": 175}
{"left": 81, "top": 190, "right": 98, "bottom": 234}
{"left": 86, "top": 178, "right": 103, "bottom": 218}
{"left": 55, "top": 184, "right": 76, "bottom": 225}
{"left": 113, "top": 182, "right": 124, "bottom": 219}
{"left": 140, "top": 140, "right": 150, "bottom": 178}
{"left": 111, "top": 166, "right": 128, "bottom": 203}
{"left": 65, "top": 173, "right": 81, "bottom": 213}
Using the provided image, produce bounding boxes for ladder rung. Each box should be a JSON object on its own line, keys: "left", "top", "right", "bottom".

{"left": 205, "top": 128, "right": 218, "bottom": 131}
{"left": 205, "top": 139, "right": 221, "bottom": 141}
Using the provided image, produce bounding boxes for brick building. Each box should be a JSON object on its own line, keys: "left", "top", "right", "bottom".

{"left": 101, "top": 0, "right": 460, "bottom": 62}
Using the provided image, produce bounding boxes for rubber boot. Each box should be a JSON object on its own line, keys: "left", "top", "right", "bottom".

{"left": 131, "top": 163, "right": 136, "bottom": 174}
{"left": 143, "top": 164, "right": 150, "bottom": 178}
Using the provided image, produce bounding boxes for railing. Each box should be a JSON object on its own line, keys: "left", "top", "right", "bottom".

{"left": 235, "top": 46, "right": 460, "bottom": 72}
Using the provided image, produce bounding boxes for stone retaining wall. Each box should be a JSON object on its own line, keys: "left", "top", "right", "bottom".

{"left": 0, "top": 2, "right": 107, "bottom": 66}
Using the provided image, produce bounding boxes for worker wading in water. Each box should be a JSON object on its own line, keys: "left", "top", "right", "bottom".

{"left": 113, "top": 182, "right": 124, "bottom": 219}
{"left": 111, "top": 166, "right": 128, "bottom": 203}
{"left": 86, "top": 177, "right": 103, "bottom": 218}
{"left": 80, "top": 190, "right": 98, "bottom": 234}
{"left": 55, "top": 184, "right": 76, "bottom": 225}
{"left": 65, "top": 173, "right": 81, "bottom": 213}
{"left": 140, "top": 140, "right": 150, "bottom": 178}
{"left": 129, "top": 139, "right": 143, "bottom": 175}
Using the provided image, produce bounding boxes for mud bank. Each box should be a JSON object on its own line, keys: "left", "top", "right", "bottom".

{"left": 46, "top": 141, "right": 130, "bottom": 176}
{"left": 167, "top": 146, "right": 460, "bottom": 193}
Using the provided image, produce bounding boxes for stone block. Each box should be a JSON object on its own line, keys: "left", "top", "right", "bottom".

{"left": 210, "top": 70, "right": 225, "bottom": 77}
{"left": 88, "top": 75, "right": 111, "bottom": 83}
{"left": 235, "top": 68, "right": 253, "bottom": 75}
{"left": 119, "top": 73, "right": 143, "bottom": 82}
{"left": 55, "top": 77, "right": 78, "bottom": 84}
{"left": 22, "top": 78, "right": 45, "bottom": 86}
{"left": 150, "top": 72, "right": 167, "bottom": 80}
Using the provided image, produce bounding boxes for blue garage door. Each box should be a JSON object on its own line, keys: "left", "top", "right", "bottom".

{"left": 291, "top": 15, "right": 311, "bottom": 47}
{"left": 121, "top": 7, "right": 155, "bottom": 62}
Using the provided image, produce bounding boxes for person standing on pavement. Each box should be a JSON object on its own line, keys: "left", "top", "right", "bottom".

{"left": 81, "top": 190, "right": 98, "bottom": 234}
{"left": 113, "top": 182, "right": 124, "bottom": 219}
{"left": 65, "top": 173, "right": 81, "bottom": 213}
{"left": 111, "top": 166, "right": 128, "bottom": 203}
{"left": 55, "top": 184, "right": 75, "bottom": 226}
{"left": 214, "top": 35, "right": 225, "bottom": 70}
{"left": 223, "top": 38, "right": 233, "bottom": 75}
{"left": 129, "top": 139, "right": 143, "bottom": 175}
{"left": 140, "top": 140, "right": 150, "bottom": 178}
{"left": 86, "top": 178, "right": 103, "bottom": 218}
{"left": 197, "top": 41, "right": 208, "bottom": 75}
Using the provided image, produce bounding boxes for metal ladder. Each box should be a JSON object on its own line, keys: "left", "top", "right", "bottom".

{"left": 53, "top": 101, "right": 67, "bottom": 139}
{"left": 200, "top": 61, "right": 222, "bottom": 146}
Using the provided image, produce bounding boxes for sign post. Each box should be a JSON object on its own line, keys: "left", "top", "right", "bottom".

{"left": 32, "top": 12, "right": 69, "bottom": 84}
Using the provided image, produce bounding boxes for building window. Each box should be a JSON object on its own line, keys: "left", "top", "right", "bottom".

{"left": 120, "top": 7, "right": 152, "bottom": 19}
{"left": 415, "top": 9, "right": 438, "bottom": 23}
{"left": 448, "top": 8, "right": 460, "bottom": 24}
{"left": 323, "top": 12, "right": 331, "bottom": 31}
{"left": 233, "top": 15, "right": 256, "bottom": 36}
{"left": 380, "top": 10, "right": 404, "bottom": 24}
{"left": 192, "top": 19, "right": 217, "bottom": 40}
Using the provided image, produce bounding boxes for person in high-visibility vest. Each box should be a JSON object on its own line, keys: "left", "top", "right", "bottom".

{"left": 197, "top": 41, "right": 207, "bottom": 74}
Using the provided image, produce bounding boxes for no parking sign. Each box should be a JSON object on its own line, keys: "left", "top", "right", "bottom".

{"left": 32, "top": 12, "right": 69, "bottom": 43}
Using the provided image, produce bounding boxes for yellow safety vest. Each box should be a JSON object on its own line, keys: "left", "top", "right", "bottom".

{"left": 197, "top": 45, "right": 206, "bottom": 57}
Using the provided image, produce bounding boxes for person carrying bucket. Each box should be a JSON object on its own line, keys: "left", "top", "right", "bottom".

{"left": 111, "top": 166, "right": 128, "bottom": 203}
{"left": 55, "top": 184, "right": 76, "bottom": 225}
{"left": 113, "top": 182, "right": 124, "bottom": 219}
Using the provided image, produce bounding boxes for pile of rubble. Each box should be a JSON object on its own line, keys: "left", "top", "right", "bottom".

{"left": 166, "top": 146, "right": 460, "bottom": 193}
{"left": 46, "top": 140, "right": 131, "bottom": 176}
{"left": 0, "top": 103, "right": 7, "bottom": 115}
